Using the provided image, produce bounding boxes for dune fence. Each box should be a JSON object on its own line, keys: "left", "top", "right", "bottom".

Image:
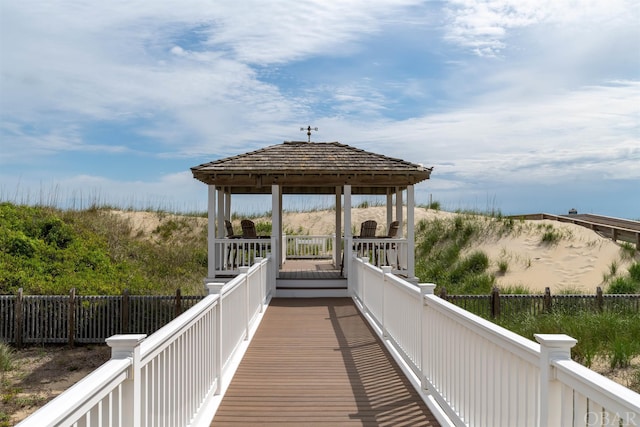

{"left": 0, "top": 288, "right": 204, "bottom": 346}
{"left": 3, "top": 286, "right": 639, "bottom": 347}
{"left": 440, "top": 286, "right": 640, "bottom": 319}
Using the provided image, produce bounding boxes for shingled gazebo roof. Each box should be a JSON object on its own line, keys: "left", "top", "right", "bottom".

{"left": 191, "top": 141, "right": 432, "bottom": 195}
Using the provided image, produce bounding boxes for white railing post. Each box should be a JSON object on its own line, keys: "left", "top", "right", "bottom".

{"left": 255, "top": 257, "right": 265, "bottom": 311}
{"left": 381, "top": 266, "right": 392, "bottom": 338}
{"left": 239, "top": 266, "right": 250, "bottom": 340}
{"left": 360, "top": 256, "right": 369, "bottom": 315}
{"left": 105, "top": 334, "right": 146, "bottom": 426}
{"left": 535, "top": 333, "right": 577, "bottom": 427}
{"left": 418, "top": 283, "right": 436, "bottom": 391}
{"left": 207, "top": 283, "right": 224, "bottom": 394}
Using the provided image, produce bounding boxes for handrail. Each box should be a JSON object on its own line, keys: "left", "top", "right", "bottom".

{"left": 553, "top": 359, "right": 640, "bottom": 424}
{"left": 18, "top": 256, "right": 272, "bottom": 427}
{"left": 349, "top": 255, "right": 640, "bottom": 427}
{"left": 510, "top": 213, "right": 640, "bottom": 247}
{"left": 17, "top": 358, "right": 131, "bottom": 426}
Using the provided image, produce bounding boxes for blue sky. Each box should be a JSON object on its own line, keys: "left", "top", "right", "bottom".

{"left": 1, "top": 1, "right": 638, "bottom": 218}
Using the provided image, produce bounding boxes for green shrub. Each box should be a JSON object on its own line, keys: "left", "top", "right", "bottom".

{"left": 0, "top": 203, "right": 207, "bottom": 295}
{"left": 620, "top": 242, "right": 637, "bottom": 259}
{"left": 497, "top": 259, "right": 509, "bottom": 274}
{"left": 0, "top": 343, "right": 14, "bottom": 372}
{"left": 608, "top": 277, "right": 640, "bottom": 294}
{"left": 628, "top": 262, "right": 640, "bottom": 283}
{"left": 459, "top": 273, "right": 495, "bottom": 294}
{"left": 499, "top": 284, "right": 533, "bottom": 294}
{"left": 540, "top": 230, "right": 562, "bottom": 245}
{"left": 254, "top": 221, "right": 272, "bottom": 235}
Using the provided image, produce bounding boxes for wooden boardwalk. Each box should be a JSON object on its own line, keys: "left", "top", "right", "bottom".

{"left": 211, "top": 298, "right": 440, "bottom": 426}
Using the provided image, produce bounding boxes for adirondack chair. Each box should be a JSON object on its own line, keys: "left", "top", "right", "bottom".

{"left": 340, "top": 220, "right": 377, "bottom": 275}
{"left": 225, "top": 220, "right": 241, "bottom": 267}
{"left": 355, "top": 220, "right": 377, "bottom": 259}
{"left": 241, "top": 219, "right": 258, "bottom": 238}
{"left": 239, "top": 219, "right": 271, "bottom": 263}
{"left": 378, "top": 221, "right": 399, "bottom": 267}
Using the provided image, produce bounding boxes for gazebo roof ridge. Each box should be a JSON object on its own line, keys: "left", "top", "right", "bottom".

{"left": 192, "top": 140, "right": 432, "bottom": 172}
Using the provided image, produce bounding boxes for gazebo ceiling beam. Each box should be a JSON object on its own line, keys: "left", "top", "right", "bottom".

{"left": 197, "top": 173, "right": 427, "bottom": 187}
{"left": 215, "top": 186, "right": 406, "bottom": 196}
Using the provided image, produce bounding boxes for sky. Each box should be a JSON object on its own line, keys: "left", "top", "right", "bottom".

{"left": 1, "top": 1, "right": 639, "bottom": 218}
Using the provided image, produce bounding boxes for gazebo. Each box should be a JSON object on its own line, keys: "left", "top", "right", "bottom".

{"left": 191, "top": 140, "right": 432, "bottom": 296}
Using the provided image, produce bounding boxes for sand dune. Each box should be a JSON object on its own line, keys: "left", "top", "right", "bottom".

{"left": 112, "top": 207, "right": 636, "bottom": 294}
{"left": 285, "top": 207, "right": 635, "bottom": 293}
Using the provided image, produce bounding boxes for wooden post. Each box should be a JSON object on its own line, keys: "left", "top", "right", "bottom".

{"left": 106, "top": 334, "right": 147, "bottom": 426}
{"left": 439, "top": 287, "right": 447, "bottom": 300}
{"left": 15, "top": 288, "right": 23, "bottom": 348}
{"left": 491, "top": 287, "right": 500, "bottom": 318}
{"left": 175, "top": 288, "right": 182, "bottom": 317}
{"left": 596, "top": 286, "right": 603, "bottom": 312}
{"left": 535, "top": 334, "right": 577, "bottom": 426}
{"left": 122, "top": 289, "right": 130, "bottom": 334}
{"left": 68, "top": 288, "right": 76, "bottom": 347}
{"left": 544, "top": 287, "right": 552, "bottom": 313}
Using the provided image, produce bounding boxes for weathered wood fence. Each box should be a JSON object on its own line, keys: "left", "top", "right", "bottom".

{"left": 3, "top": 286, "right": 638, "bottom": 347}
{"left": 441, "top": 286, "right": 640, "bottom": 319}
{"left": 0, "top": 288, "right": 204, "bottom": 346}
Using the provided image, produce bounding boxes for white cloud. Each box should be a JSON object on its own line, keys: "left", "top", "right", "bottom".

{"left": 443, "top": 0, "right": 635, "bottom": 56}
{"left": 333, "top": 81, "right": 640, "bottom": 184}
{"left": 1, "top": 0, "right": 638, "bottom": 216}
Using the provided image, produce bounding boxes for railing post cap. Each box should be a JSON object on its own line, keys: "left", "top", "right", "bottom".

{"left": 534, "top": 333, "right": 577, "bottom": 348}
{"left": 206, "top": 283, "right": 225, "bottom": 295}
{"left": 106, "top": 334, "right": 147, "bottom": 358}
{"left": 418, "top": 283, "right": 436, "bottom": 295}
{"left": 381, "top": 266, "right": 392, "bottom": 274}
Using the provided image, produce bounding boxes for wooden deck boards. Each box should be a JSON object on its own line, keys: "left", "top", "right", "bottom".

{"left": 279, "top": 259, "right": 342, "bottom": 280}
{"left": 211, "top": 298, "right": 439, "bottom": 426}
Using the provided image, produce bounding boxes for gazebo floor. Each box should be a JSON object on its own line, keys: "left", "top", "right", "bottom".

{"left": 211, "top": 298, "right": 440, "bottom": 426}
{"left": 279, "top": 259, "right": 342, "bottom": 280}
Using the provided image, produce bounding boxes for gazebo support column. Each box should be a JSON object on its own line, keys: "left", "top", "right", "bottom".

{"left": 271, "top": 184, "right": 281, "bottom": 279}
{"left": 206, "top": 185, "right": 217, "bottom": 281}
{"left": 386, "top": 190, "right": 393, "bottom": 230}
{"left": 335, "top": 186, "right": 342, "bottom": 268}
{"left": 407, "top": 184, "right": 416, "bottom": 281}
{"left": 344, "top": 185, "right": 352, "bottom": 281}
{"left": 396, "top": 187, "right": 404, "bottom": 238}
{"left": 224, "top": 189, "right": 231, "bottom": 221}
{"left": 216, "top": 188, "right": 225, "bottom": 239}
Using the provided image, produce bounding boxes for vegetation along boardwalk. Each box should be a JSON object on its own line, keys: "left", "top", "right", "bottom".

{"left": 211, "top": 298, "right": 440, "bottom": 426}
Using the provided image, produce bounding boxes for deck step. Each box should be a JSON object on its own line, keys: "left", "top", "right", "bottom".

{"left": 276, "top": 278, "right": 348, "bottom": 298}
{"left": 275, "top": 288, "right": 349, "bottom": 298}
{"left": 276, "top": 278, "right": 347, "bottom": 289}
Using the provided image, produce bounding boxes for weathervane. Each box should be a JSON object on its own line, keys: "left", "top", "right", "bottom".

{"left": 300, "top": 126, "right": 318, "bottom": 142}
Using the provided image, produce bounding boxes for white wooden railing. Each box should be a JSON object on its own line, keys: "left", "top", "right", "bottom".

{"left": 18, "top": 256, "right": 273, "bottom": 427}
{"left": 214, "top": 234, "right": 409, "bottom": 275}
{"left": 352, "top": 237, "right": 408, "bottom": 273}
{"left": 350, "top": 256, "right": 640, "bottom": 427}
{"left": 284, "top": 234, "right": 333, "bottom": 259}
{"left": 214, "top": 238, "right": 271, "bottom": 273}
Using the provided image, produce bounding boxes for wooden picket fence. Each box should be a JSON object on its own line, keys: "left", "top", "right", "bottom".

{"left": 0, "top": 288, "right": 204, "bottom": 346}
{"left": 2, "top": 286, "right": 638, "bottom": 347}
{"left": 441, "top": 286, "right": 640, "bottom": 319}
